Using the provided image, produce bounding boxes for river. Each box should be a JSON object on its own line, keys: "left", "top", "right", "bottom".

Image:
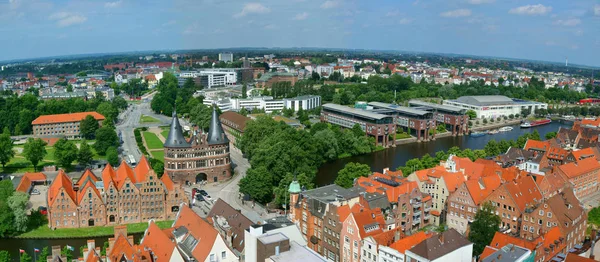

{"left": 315, "top": 121, "right": 572, "bottom": 186}
{"left": 0, "top": 234, "right": 142, "bottom": 261}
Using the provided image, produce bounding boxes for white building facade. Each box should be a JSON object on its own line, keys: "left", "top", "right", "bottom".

{"left": 443, "top": 95, "right": 547, "bottom": 119}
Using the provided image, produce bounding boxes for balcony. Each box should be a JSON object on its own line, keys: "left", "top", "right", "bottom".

{"left": 424, "top": 206, "right": 431, "bottom": 212}
{"left": 412, "top": 220, "right": 421, "bottom": 226}
{"left": 411, "top": 202, "right": 421, "bottom": 208}
{"left": 413, "top": 211, "right": 422, "bottom": 217}
{"left": 424, "top": 214, "right": 430, "bottom": 220}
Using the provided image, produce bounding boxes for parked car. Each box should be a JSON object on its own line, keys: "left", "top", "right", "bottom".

{"left": 195, "top": 194, "right": 205, "bottom": 202}
{"left": 198, "top": 189, "right": 211, "bottom": 200}
{"left": 38, "top": 206, "right": 47, "bottom": 215}
{"left": 31, "top": 189, "right": 40, "bottom": 195}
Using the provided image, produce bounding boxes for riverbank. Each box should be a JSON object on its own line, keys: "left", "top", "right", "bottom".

{"left": 15, "top": 220, "right": 174, "bottom": 239}
{"left": 470, "top": 119, "right": 522, "bottom": 131}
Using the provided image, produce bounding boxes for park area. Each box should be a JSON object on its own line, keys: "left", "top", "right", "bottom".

{"left": 5, "top": 141, "right": 105, "bottom": 173}
{"left": 18, "top": 220, "right": 173, "bottom": 238}
{"left": 137, "top": 127, "right": 168, "bottom": 162}
{"left": 139, "top": 115, "right": 161, "bottom": 123}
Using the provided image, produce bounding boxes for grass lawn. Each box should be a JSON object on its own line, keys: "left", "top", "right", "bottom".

{"left": 17, "top": 220, "right": 174, "bottom": 238}
{"left": 150, "top": 151, "right": 165, "bottom": 162}
{"left": 142, "top": 132, "right": 163, "bottom": 150}
{"left": 160, "top": 126, "right": 170, "bottom": 139}
{"left": 395, "top": 132, "right": 412, "bottom": 139}
{"left": 140, "top": 115, "right": 161, "bottom": 123}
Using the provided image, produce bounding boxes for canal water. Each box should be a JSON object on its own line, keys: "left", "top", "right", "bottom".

{"left": 315, "top": 121, "right": 571, "bottom": 186}
{"left": 0, "top": 234, "right": 142, "bottom": 261}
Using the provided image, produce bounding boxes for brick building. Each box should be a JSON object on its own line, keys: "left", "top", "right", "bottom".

{"left": 255, "top": 72, "right": 298, "bottom": 88}
{"left": 47, "top": 157, "right": 188, "bottom": 229}
{"left": 32, "top": 112, "right": 105, "bottom": 139}
{"left": 482, "top": 227, "right": 566, "bottom": 262}
{"left": 555, "top": 157, "right": 600, "bottom": 199}
{"left": 340, "top": 204, "right": 386, "bottom": 262}
{"left": 163, "top": 107, "right": 232, "bottom": 185}
{"left": 519, "top": 187, "right": 587, "bottom": 251}
{"left": 484, "top": 176, "right": 542, "bottom": 233}
{"left": 446, "top": 175, "right": 501, "bottom": 234}
{"left": 321, "top": 103, "right": 396, "bottom": 147}
{"left": 219, "top": 111, "right": 250, "bottom": 150}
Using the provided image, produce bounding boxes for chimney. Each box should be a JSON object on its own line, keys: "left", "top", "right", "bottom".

{"left": 51, "top": 246, "right": 61, "bottom": 260}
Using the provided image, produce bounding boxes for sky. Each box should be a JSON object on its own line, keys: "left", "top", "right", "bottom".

{"left": 1, "top": 0, "right": 600, "bottom": 66}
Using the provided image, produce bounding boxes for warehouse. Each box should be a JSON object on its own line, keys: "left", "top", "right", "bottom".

{"left": 443, "top": 95, "right": 547, "bottom": 119}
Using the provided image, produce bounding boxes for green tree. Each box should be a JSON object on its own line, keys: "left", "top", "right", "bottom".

{"left": 530, "top": 130, "right": 541, "bottom": 140}
{"left": 20, "top": 252, "right": 32, "bottom": 262}
{"left": 466, "top": 110, "right": 477, "bottom": 119}
{"left": 80, "top": 115, "right": 100, "bottom": 139}
{"left": 77, "top": 140, "right": 94, "bottom": 167}
{"left": 66, "top": 84, "right": 73, "bottom": 92}
{"left": 239, "top": 107, "right": 249, "bottom": 116}
{"left": 93, "top": 127, "right": 119, "bottom": 155}
{"left": 39, "top": 247, "right": 49, "bottom": 261}
{"left": 545, "top": 131, "right": 557, "bottom": 140}
{"left": 0, "top": 250, "right": 9, "bottom": 262}
{"left": 54, "top": 138, "right": 78, "bottom": 169}
{"left": 149, "top": 158, "right": 164, "bottom": 177}
{"left": 23, "top": 138, "right": 47, "bottom": 171}
{"left": 313, "top": 129, "right": 339, "bottom": 161}
{"left": 242, "top": 83, "right": 248, "bottom": 98}
{"left": 468, "top": 202, "right": 501, "bottom": 257}
{"left": 484, "top": 140, "right": 500, "bottom": 157}
{"left": 0, "top": 132, "right": 15, "bottom": 168}
{"left": 106, "top": 146, "right": 119, "bottom": 166}
{"left": 239, "top": 166, "right": 274, "bottom": 204}
{"left": 334, "top": 162, "right": 371, "bottom": 188}
{"left": 61, "top": 246, "right": 73, "bottom": 262}
{"left": 189, "top": 104, "right": 214, "bottom": 132}
{"left": 8, "top": 191, "right": 29, "bottom": 233}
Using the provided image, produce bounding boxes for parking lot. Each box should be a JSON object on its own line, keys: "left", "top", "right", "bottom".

{"left": 28, "top": 185, "right": 48, "bottom": 214}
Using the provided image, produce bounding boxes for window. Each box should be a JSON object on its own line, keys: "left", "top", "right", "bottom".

{"left": 222, "top": 251, "right": 226, "bottom": 259}
{"left": 539, "top": 210, "right": 544, "bottom": 216}
{"left": 354, "top": 240, "right": 358, "bottom": 247}
{"left": 210, "top": 254, "right": 215, "bottom": 262}
{"left": 547, "top": 212, "right": 552, "bottom": 218}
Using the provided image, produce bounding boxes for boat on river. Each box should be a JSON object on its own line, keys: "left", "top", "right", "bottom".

{"left": 521, "top": 119, "right": 551, "bottom": 128}
{"left": 470, "top": 131, "right": 486, "bottom": 137}
{"left": 487, "top": 129, "right": 499, "bottom": 135}
{"left": 498, "top": 126, "right": 513, "bottom": 132}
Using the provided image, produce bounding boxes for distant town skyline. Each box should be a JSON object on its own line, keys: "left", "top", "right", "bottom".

{"left": 1, "top": 0, "right": 599, "bottom": 67}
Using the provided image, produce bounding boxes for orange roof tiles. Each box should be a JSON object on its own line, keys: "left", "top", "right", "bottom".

{"left": 480, "top": 246, "right": 498, "bottom": 260}
{"left": 22, "top": 172, "right": 47, "bottom": 181}
{"left": 524, "top": 139, "right": 551, "bottom": 151}
{"left": 15, "top": 175, "right": 32, "bottom": 193}
{"left": 389, "top": 232, "right": 432, "bottom": 254}
{"left": 101, "top": 163, "right": 116, "bottom": 190}
{"left": 77, "top": 180, "right": 102, "bottom": 205}
{"left": 134, "top": 156, "right": 151, "bottom": 182}
{"left": 546, "top": 147, "right": 569, "bottom": 161}
{"left": 173, "top": 205, "right": 221, "bottom": 261}
{"left": 441, "top": 172, "right": 466, "bottom": 193}
{"left": 565, "top": 253, "right": 597, "bottom": 262}
{"left": 580, "top": 119, "right": 600, "bottom": 127}
{"left": 430, "top": 210, "right": 441, "bottom": 216}
{"left": 351, "top": 206, "right": 386, "bottom": 238}
{"left": 48, "top": 170, "right": 76, "bottom": 206}
{"left": 415, "top": 166, "right": 449, "bottom": 181}
{"left": 465, "top": 175, "right": 501, "bottom": 205}
{"left": 385, "top": 169, "right": 404, "bottom": 177}
{"left": 108, "top": 233, "right": 149, "bottom": 262}
{"left": 452, "top": 156, "right": 484, "bottom": 179}
{"left": 115, "top": 160, "right": 136, "bottom": 189}
{"left": 558, "top": 157, "right": 600, "bottom": 179}
{"left": 485, "top": 227, "right": 564, "bottom": 261}
{"left": 337, "top": 204, "right": 351, "bottom": 222}
{"left": 32, "top": 112, "right": 105, "bottom": 125}
{"left": 161, "top": 173, "right": 175, "bottom": 191}
{"left": 356, "top": 174, "right": 420, "bottom": 203}
{"left": 570, "top": 147, "right": 597, "bottom": 161}
{"left": 140, "top": 221, "right": 177, "bottom": 261}
{"left": 76, "top": 169, "right": 99, "bottom": 187}
{"left": 371, "top": 227, "right": 402, "bottom": 247}
{"left": 503, "top": 176, "right": 542, "bottom": 212}
{"left": 17, "top": 171, "right": 48, "bottom": 193}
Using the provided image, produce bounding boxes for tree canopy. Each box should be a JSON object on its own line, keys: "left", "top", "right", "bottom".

{"left": 23, "top": 138, "right": 47, "bottom": 171}
{"left": 53, "top": 138, "right": 78, "bottom": 169}
{"left": 93, "top": 127, "right": 119, "bottom": 155}
{"left": 468, "top": 202, "right": 501, "bottom": 257}
{"left": 334, "top": 162, "right": 371, "bottom": 188}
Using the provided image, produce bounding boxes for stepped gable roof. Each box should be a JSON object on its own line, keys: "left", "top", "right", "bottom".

{"left": 116, "top": 160, "right": 136, "bottom": 189}
{"left": 389, "top": 231, "right": 432, "bottom": 254}
{"left": 32, "top": 112, "right": 105, "bottom": 125}
{"left": 407, "top": 229, "right": 471, "bottom": 260}
{"left": 160, "top": 173, "right": 175, "bottom": 191}
{"left": 164, "top": 111, "right": 191, "bottom": 148}
{"left": 504, "top": 176, "right": 542, "bottom": 212}
{"left": 465, "top": 175, "right": 501, "bottom": 205}
{"left": 558, "top": 157, "right": 600, "bottom": 179}
{"left": 207, "top": 107, "right": 229, "bottom": 145}
{"left": 134, "top": 156, "right": 151, "bottom": 182}
{"left": 78, "top": 180, "right": 102, "bottom": 205}
{"left": 207, "top": 199, "right": 253, "bottom": 253}
{"left": 76, "top": 169, "right": 99, "bottom": 188}
{"left": 101, "top": 163, "right": 116, "bottom": 190}
{"left": 140, "top": 221, "right": 178, "bottom": 262}
{"left": 173, "top": 205, "right": 221, "bottom": 261}
{"left": 108, "top": 233, "right": 149, "bottom": 262}
{"left": 48, "top": 170, "right": 76, "bottom": 206}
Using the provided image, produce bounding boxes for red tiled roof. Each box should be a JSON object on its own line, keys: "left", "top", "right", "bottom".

{"left": 77, "top": 180, "right": 102, "bottom": 205}
{"left": 140, "top": 221, "right": 177, "bottom": 261}
{"left": 570, "top": 147, "right": 597, "bottom": 161}
{"left": 76, "top": 169, "right": 99, "bottom": 187}
{"left": 430, "top": 210, "right": 441, "bottom": 216}
{"left": 173, "top": 205, "right": 222, "bottom": 261}
{"left": 134, "top": 156, "right": 150, "bottom": 183}
{"left": 558, "top": 157, "right": 600, "bottom": 179}
{"left": 503, "top": 176, "right": 542, "bottom": 212}
{"left": 452, "top": 156, "right": 484, "bottom": 179}
{"left": 48, "top": 170, "right": 76, "bottom": 206}
{"left": 16, "top": 176, "right": 32, "bottom": 193}
{"left": 441, "top": 172, "right": 466, "bottom": 193}
{"left": 356, "top": 174, "right": 420, "bottom": 203}
{"left": 371, "top": 227, "right": 402, "bottom": 247}
{"left": 337, "top": 204, "right": 351, "bottom": 222}
{"left": 16, "top": 172, "right": 47, "bottom": 193}
{"left": 465, "top": 175, "right": 501, "bottom": 205}
{"left": 480, "top": 246, "right": 498, "bottom": 260}
{"left": 389, "top": 232, "right": 432, "bottom": 254}
{"left": 484, "top": 227, "right": 564, "bottom": 261}
{"left": 351, "top": 206, "right": 386, "bottom": 238}
{"left": 102, "top": 163, "right": 116, "bottom": 190}
{"left": 524, "top": 139, "right": 550, "bottom": 151}
{"left": 115, "top": 160, "right": 136, "bottom": 189}
{"left": 161, "top": 173, "right": 175, "bottom": 191}
{"left": 32, "top": 112, "right": 105, "bottom": 125}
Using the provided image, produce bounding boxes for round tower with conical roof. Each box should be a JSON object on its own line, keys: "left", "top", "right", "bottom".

{"left": 163, "top": 107, "right": 231, "bottom": 185}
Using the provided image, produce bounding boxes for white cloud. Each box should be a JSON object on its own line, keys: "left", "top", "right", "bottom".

{"left": 574, "top": 29, "right": 584, "bottom": 36}
{"left": 398, "top": 18, "right": 412, "bottom": 25}
{"left": 440, "top": 9, "right": 472, "bottom": 18}
{"left": 553, "top": 18, "right": 581, "bottom": 27}
{"left": 594, "top": 5, "right": 600, "bottom": 16}
{"left": 509, "top": 4, "right": 552, "bottom": 15}
{"left": 320, "top": 0, "right": 340, "bottom": 9}
{"left": 467, "top": 0, "right": 494, "bottom": 4}
{"left": 293, "top": 12, "right": 308, "bottom": 20}
{"left": 49, "top": 12, "right": 87, "bottom": 27}
{"left": 104, "top": 1, "right": 122, "bottom": 8}
{"left": 233, "top": 3, "right": 270, "bottom": 18}
{"left": 264, "top": 24, "right": 278, "bottom": 30}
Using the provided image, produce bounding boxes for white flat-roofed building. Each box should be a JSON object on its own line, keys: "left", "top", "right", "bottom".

{"left": 219, "top": 52, "right": 233, "bottom": 62}
{"left": 443, "top": 95, "right": 547, "bottom": 119}
{"left": 283, "top": 95, "right": 321, "bottom": 112}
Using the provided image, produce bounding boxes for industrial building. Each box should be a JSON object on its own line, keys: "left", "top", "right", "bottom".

{"left": 443, "top": 95, "right": 547, "bottom": 119}
{"left": 408, "top": 100, "right": 469, "bottom": 136}
{"left": 368, "top": 102, "right": 436, "bottom": 141}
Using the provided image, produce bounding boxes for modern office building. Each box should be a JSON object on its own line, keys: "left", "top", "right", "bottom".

{"left": 368, "top": 102, "right": 436, "bottom": 141}
{"left": 32, "top": 112, "right": 105, "bottom": 139}
{"left": 179, "top": 68, "right": 253, "bottom": 88}
{"left": 321, "top": 103, "right": 396, "bottom": 147}
{"left": 408, "top": 100, "right": 469, "bottom": 136}
{"left": 443, "top": 95, "right": 547, "bottom": 119}
{"left": 207, "top": 95, "right": 321, "bottom": 114}
{"left": 283, "top": 95, "right": 321, "bottom": 112}
{"left": 163, "top": 107, "right": 232, "bottom": 184}
{"left": 219, "top": 52, "right": 233, "bottom": 62}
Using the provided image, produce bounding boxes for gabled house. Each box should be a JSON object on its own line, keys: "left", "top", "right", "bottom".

{"left": 446, "top": 175, "right": 501, "bottom": 234}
